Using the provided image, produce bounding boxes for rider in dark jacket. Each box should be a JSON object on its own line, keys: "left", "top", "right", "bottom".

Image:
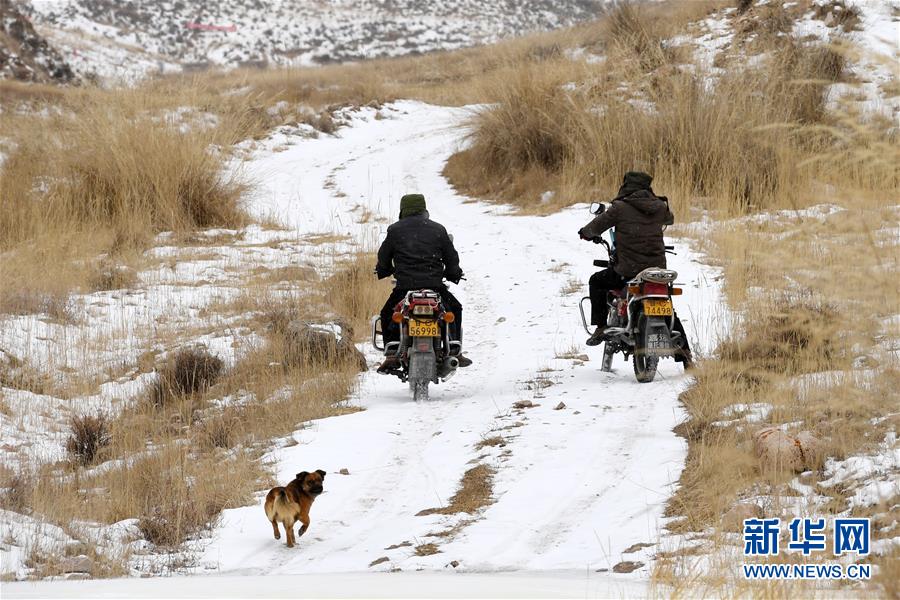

{"left": 579, "top": 172, "right": 692, "bottom": 364}
{"left": 376, "top": 194, "right": 471, "bottom": 372}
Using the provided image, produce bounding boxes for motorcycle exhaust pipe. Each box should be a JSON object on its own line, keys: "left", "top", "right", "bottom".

{"left": 439, "top": 356, "right": 460, "bottom": 380}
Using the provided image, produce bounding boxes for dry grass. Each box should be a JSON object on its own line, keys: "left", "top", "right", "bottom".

{"left": 149, "top": 346, "right": 224, "bottom": 408}
{"left": 418, "top": 464, "right": 495, "bottom": 516}
{"left": 415, "top": 543, "right": 440, "bottom": 556}
{"left": 320, "top": 252, "right": 393, "bottom": 341}
{"left": 664, "top": 191, "right": 899, "bottom": 593}
{"left": 65, "top": 412, "right": 111, "bottom": 466}
{"left": 443, "top": 4, "right": 886, "bottom": 216}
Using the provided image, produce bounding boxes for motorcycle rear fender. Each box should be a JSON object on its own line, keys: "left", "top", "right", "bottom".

{"left": 408, "top": 337, "right": 437, "bottom": 382}
{"left": 643, "top": 317, "right": 674, "bottom": 357}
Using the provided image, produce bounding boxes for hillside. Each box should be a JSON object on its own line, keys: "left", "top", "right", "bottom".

{"left": 17, "top": 0, "right": 606, "bottom": 83}
{"left": 0, "top": 0, "right": 74, "bottom": 83}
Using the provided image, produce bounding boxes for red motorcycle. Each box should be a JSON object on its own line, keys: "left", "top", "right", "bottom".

{"left": 578, "top": 205, "right": 687, "bottom": 382}
{"left": 372, "top": 289, "right": 460, "bottom": 401}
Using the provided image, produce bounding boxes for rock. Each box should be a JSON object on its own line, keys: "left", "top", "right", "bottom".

{"left": 369, "top": 556, "right": 389, "bottom": 567}
{"left": 612, "top": 561, "right": 644, "bottom": 573}
{"left": 450, "top": 560, "right": 459, "bottom": 568}
{"left": 622, "top": 542, "right": 654, "bottom": 554}
{"left": 513, "top": 400, "right": 536, "bottom": 409}
{"left": 753, "top": 427, "right": 824, "bottom": 472}
{"left": 722, "top": 503, "right": 765, "bottom": 532}
{"left": 795, "top": 430, "right": 824, "bottom": 470}
{"left": 554, "top": 402, "right": 566, "bottom": 410}
{"left": 339, "top": 468, "right": 350, "bottom": 475}
{"left": 595, "top": 568, "right": 609, "bottom": 572}
{"left": 280, "top": 321, "right": 367, "bottom": 371}
{"left": 60, "top": 555, "right": 93, "bottom": 574}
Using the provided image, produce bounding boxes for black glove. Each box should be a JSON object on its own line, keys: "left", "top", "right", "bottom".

{"left": 446, "top": 268, "right": 464, "bottom": 284}
{"left": 578, "top": 227, "right": 591, "bottom": 241}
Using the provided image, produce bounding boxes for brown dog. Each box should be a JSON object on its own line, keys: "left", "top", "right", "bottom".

{"left": 264, "top": 470, "right": 326, "bottom": 547}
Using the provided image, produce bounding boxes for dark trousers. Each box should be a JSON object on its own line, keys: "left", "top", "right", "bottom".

{"left": 380, "top": 285, "right": 463, "bottom": 347}
{"left": 589, "top": 269, "right": 626, "bottom": 326}
{"left": 588, "top": 268, "right": 691, "bottom": 354}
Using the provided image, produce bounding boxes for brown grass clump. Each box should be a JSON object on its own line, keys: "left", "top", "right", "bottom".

{"left": 65, "top": 412, "right": 112, "bottom": 466}
{"left": 418, "top": 464, "right": 495, "bottom": 516}
{"left": 718, "top": 300, "right": 838, "bottom": 375}
{"left": 88, "top": 260, "right": 139, "bottom": 292}
{"left": 0, "top": 466, "right": 33, "bottom": 513}
{"left": 415, "top": 543, "right": 440, "bottom": 556}
{"left": 150, "top": 346, "right": 224, "bottom": 408}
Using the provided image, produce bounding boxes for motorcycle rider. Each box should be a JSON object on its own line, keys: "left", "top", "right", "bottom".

{"left": 578, "top": 171, "right": 693, "bottom": 366}
{"left": 375, "top": 193, "right": 472, "bottom": 373}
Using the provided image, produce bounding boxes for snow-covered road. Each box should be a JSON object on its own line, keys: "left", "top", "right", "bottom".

{"left": 202, "top": 101, "right": 724, "bottom": 575}
{"left": 4, "top": 101, "right": 725, "bottom": 596}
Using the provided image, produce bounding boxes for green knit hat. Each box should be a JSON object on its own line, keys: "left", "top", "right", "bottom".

{"left": 399, "top": 193, "right": 426, "bottom": 218}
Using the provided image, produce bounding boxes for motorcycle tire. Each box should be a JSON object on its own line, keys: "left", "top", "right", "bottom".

{"left": 410, "top": 379, "right": 429, "bottom": 402}
{"left": 601, "top": 306, "right": 619, "bottom": 373}
{"left": 632, "top": 314, "right": 659, "bottom": 383}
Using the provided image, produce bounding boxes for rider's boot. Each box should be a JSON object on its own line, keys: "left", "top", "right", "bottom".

{"left": 376, "top": 355, "right": 401, "bottom": 374}
{"left": 586, "top": 327, "right": 611, "bottom": 347}
{"left": 456, "top": 354, "right": 473, "bottom": 368}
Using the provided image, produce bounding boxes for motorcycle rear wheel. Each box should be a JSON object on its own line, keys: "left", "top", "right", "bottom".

{"left": 410, "top": 379, "right": 430, "bottom": 401}
{"left": 632, "top": 315, "right": 659, "bottom": 383}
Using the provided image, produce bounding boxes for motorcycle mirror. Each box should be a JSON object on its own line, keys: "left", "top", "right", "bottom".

{"left": 590, "top": 202, "right": 606, "bottom": 215}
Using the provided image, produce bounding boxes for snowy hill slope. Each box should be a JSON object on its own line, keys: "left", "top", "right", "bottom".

{"left": 19, "top": 0, "right": 606, "bottom": 83}
{"left": 0, "top": 0, "right": 74, "bottom": 82}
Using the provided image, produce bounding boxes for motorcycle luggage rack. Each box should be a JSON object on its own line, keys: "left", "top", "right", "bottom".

{"left": 633, "top": 268, "right": 678, "bottom": 284}
{"left": 448, "top": 340, "right": 462, "bottom": 356}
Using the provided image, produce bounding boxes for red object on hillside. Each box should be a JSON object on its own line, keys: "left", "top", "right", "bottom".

{"left": 185, "top": 22, "right": 237, "bottom": 32}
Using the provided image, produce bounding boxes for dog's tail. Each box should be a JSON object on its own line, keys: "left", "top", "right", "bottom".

{"left": 265, "top": 488, "right": 287, "bottom": 521}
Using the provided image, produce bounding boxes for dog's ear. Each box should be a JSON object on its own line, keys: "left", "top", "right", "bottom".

{"left": 295, "top": 471, "right": 309, "bottom": 482}
{"left": 316, "top": 469, "right": 326, "bottom": 479}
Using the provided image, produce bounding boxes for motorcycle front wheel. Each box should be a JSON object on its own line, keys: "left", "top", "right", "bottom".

{"left": 601, "top": 306, "right": 619, "bottom": 372}
{"left": 632, "top": 314, "right": 659, "bottom": 383}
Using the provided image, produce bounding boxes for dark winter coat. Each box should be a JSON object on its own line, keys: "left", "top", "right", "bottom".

{"left": 580, "top": 189, "right": 674, "bottom": 278}
{"left": 376, "top": 212, "right": 462, "bottom": 289}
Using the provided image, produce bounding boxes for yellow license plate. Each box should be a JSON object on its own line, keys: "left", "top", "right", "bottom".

{"left": 643, "top": 298, "right": 673, "bottom": 316}
{"left": 409, "top": 320, "right": 440, "bottom": 337}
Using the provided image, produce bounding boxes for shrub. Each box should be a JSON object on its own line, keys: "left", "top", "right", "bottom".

{"left": 151, "top": 346, "right": 223, "bottom": 407}
{"left": 65, "top": 412, "right": 112, "bottom": 466}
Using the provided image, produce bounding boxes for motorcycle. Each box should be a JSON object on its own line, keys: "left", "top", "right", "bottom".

{"left": 578, "top": 202, "right": 686, "bottom": 383}
{"left": 372, "top": 289, "right": 461, "bottom": 401}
